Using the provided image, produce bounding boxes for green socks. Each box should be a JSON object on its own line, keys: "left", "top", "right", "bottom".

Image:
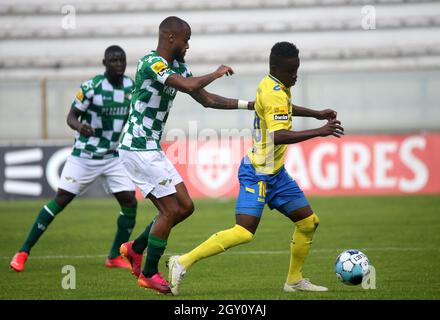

{"left": 143, "top": 235, "right": 167, "bottom": 277}
{"left": 132, "top": 219, "right": 155, "bottom": 254}
{"left": 20, "top": 200, "right": 63, "bottom": 253}
{"left": 20, "top": 202, "right": 138, "bottom": 259}
{"left": 108, "top": 207, "right": 137, "bottom": 259}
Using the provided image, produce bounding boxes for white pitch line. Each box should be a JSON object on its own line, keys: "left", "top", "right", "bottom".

{"left": 1, "top": 254, "right": 108, "bottom": 260}
{"left": 1, "top": 247, "right": 438, "bottom": 260}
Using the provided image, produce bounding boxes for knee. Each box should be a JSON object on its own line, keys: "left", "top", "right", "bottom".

{"left": 209, "top": 224, "right": 254, "bottom": 252}
{"left": 54, "top": 190, "right": 75, "bottom": 208}
{"left": 313, "top": 213, "right": 320, "bottom": 228}
{"left": 180, "top": 201, "right": 195, "bottom": 218}
{"left": 120, "top": 192, "right": 138, "bottom": 209}
{"left": 296, "top": 213, "right": 319, "bottom": 233}
{"left": 230, "top": 224, "right": 253, "bottom": 244}
{"left": 161, "top": 205, "right": 181, "bottom": 222}
{"left": 126, "top": 198, "right": 138, "bottom": 209}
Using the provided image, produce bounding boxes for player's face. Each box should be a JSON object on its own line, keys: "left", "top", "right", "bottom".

{"left": 104, "top": 51, "right": 126, "bottom": 78}
{"left": 174, "top": 26, "right": 191, "bottom": 63}
{"left": 274, "top": 57, "right": 300, "bottom": 88}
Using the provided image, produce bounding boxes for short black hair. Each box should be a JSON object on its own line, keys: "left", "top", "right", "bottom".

{"left": 159, "top": 16, "right": 189, "bottom": 33}
{"left": 104, "top": 45, "right": 125, "bottom": 59}
{"left": 270, "top": 42, "right": 299, "bottom": 67}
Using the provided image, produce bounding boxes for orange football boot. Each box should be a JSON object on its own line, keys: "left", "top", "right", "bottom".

{"left": 105, "top": 255, "right": 131, "bottom": 269}
{"left": 138, "top": 272, "right": 171, "bottom": 294}
{"left": 119, "top": 241, "right": 143, "bottom": 277}
{"left": 10, "top": 252, "right": 28, "bottom": 272}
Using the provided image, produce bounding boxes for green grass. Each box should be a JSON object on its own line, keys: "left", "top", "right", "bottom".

{"left": 0, "top": 195, "right": 439, "bottom": 300}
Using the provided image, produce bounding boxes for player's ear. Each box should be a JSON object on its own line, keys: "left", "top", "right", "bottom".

{"left": 168, "top": 32, "right": 176, "bottom": 44}
{"left": 102, "top": 58, "right": 106, "bottom": 67}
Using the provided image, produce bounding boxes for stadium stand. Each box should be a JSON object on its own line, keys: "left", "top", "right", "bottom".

{"left": 0, "top": 0, "right": 439, "bottom": 139}
{"left": 1, "top": 0, "right": 439, "bottom": 74}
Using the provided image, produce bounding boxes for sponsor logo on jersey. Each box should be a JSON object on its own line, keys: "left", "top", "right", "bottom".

{"left": 274, "top": 114, "right": 289, "bottom": 121}
{"left": 101, "top": 107, "right": 129, "bottom": 116}
{"left": 76, "top": 89, "right": 84, "bottom": 102}
{"left": 151, "top": 61, "right": 169, "bottom": 77}
{"left": 274, "top": 106, "right": 288, "bottom": 114}
{"left": 273, "top": 84, "right": 281, "bottom": 91}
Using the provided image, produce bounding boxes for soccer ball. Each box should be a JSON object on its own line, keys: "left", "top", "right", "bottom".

{"left": 335, "top": 249, "right": 370, "bottom": 285}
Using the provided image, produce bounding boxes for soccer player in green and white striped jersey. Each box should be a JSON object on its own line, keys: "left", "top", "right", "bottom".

{"left": 118, "top": 16, "right": 254, "bottom": 294}
{"left": 10, "top": 46, "right": 139, "bottom": 272}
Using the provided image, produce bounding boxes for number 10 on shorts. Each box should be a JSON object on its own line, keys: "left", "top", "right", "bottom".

{"left": 258, "top": 181, "right": 267, "bottom": 198}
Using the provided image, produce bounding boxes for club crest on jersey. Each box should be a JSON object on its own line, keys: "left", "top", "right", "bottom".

{"left": 274, "top": 106, "right": 288, "bottom": 114}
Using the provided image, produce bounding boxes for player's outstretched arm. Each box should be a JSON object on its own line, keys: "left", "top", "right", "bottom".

{"left": 293, "top": 104, "right": 337, "bottom": 121}
{"left": 165, "top": 65, "right": 234, "bottom": 94}
{"left": 189, "top": 88, "right": 254, "bottom": 110}
{"left": 66, "top": 107, "right": 95, "bottom": 137}
{"left": 271, "top": 119, "right": 344, "bottom": 145}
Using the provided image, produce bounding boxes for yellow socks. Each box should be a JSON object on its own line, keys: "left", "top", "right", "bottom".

{"left": 179, "top": 224, "right": 253, "bottom": 269}
{"left": 286, "top": 213, "right": 320, "bottom": 284}
{"left": 177, "top": 213, "right": 319, "bottom": 283}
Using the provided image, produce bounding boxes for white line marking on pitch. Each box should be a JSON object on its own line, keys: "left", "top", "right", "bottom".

{"left": 0, "top": 247, "right": 438, "bottom": 260}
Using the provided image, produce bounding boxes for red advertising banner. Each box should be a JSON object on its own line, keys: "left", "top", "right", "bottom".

{"left": 154, "top": 133, "right": 440, "bottom": 199}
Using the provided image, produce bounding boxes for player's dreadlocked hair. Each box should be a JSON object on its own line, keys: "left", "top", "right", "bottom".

{"left": 270, "top": 42, "right": 299, "bottom": 67}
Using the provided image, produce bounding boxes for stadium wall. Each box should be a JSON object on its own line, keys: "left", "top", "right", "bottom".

{"left": 1, "top": 133, "right": 439, "bottom": 199}
{"left": 1, "top": 70, "right": 440, "bottom": 141}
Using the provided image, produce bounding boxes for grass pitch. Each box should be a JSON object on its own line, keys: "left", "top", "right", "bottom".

{"left": 0, "top": 195, "right": 439, "bottom": 300}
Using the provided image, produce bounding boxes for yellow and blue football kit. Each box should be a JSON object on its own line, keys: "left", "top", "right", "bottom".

{"left": 235, "top": 75, "right": 309, "bottom": 217}
{"left": 177, "top": 74, "right": 321, "bottom": 287}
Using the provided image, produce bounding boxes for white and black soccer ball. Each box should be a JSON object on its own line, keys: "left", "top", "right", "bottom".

{"left": 335, "top": 249, "right": 370, "bottom": 285}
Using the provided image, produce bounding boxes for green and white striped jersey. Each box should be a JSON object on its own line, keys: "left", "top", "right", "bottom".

{"left": 71, "top": 74, "right": 134, "bottom": 159}
{"left": 119, "top": 50, "right": 192, "bottom": 151}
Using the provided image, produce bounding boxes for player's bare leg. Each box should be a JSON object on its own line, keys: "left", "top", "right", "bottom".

{"left": 135, "top": 182, "right": 194, "bottom": 294}
{"left": 146, "top": 183, "right": 194, "bottom": 235}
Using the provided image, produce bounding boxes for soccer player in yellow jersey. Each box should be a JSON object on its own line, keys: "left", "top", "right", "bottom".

{"left": 167, "top": 42, "right": 344, "bottom": 295}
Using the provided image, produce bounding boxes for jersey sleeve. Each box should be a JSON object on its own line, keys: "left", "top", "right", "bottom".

{"left": 143, "top": 57, "right": 176, "bottom": 84}
{"left": 72, "top": 79, "right": 93, "bottom": 112}
{"left": 183, "top": 64, "right": 193, "bottom": 78}
{"left": 123, "top": 76, "right": 134, "bottom": 89}
{"left": 261, "top": 90, "right": 290, "bottom": 132}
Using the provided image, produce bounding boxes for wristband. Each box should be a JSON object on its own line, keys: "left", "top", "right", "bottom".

{"left": 238, "top": 100, "right": 249, "bottom": 109}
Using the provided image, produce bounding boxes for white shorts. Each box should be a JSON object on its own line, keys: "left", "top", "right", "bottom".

{"left": 58, "top": 155, "right": 136, "bottom": 195}
{"left": 119, "top": 150, "right": 183, "bottom": 199}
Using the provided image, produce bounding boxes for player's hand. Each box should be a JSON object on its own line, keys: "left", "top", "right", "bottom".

{"left": 316, "top": 109, "right": 337, "bottom": 120}
{"left": 215, "top": 65, "right": 234, "bottom": 77}
{"left": 78, "top": 124, "right": 95, "bottom": 137}
{"left": 247, "top": 101, "right": 255, "bottom": 110}
{"left": 318, "top": 119, "right": 344, "bottom": 138}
